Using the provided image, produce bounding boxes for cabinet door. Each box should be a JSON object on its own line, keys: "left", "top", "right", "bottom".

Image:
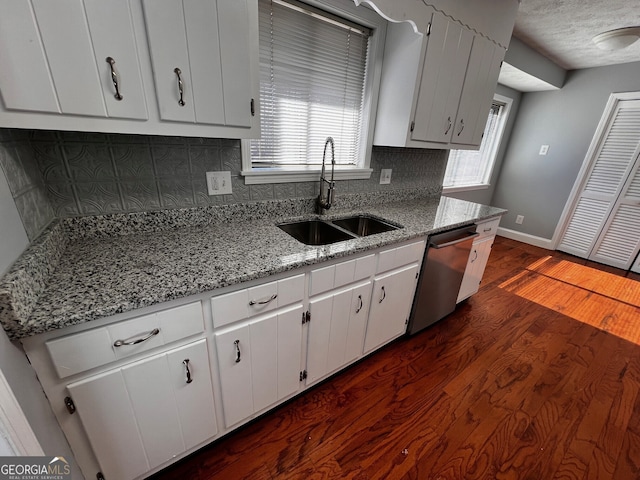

{"left": 457, "top": 236, "right": 494, "bottom": 302}
{"left": 31, "top": 0, "right": 106, "bottom": 116}
{"left": 215, "top": 324, "right": 253, "bottom": 427}
{"left": 306, "top": 282, "right": 373, "bottom": 384}
{"left": 84, "top": 0, "right": 148, "bottom": 119}
{"left": 67, "top": 339, "right": 216, "bottom": 480}
{"left": 216, "top": 305, "right": 303, "bottom": 426}
{"left": 452, "top": 37, "right": 505, "bottom": 146}
{"left": 411, "top": 12, "right": 473, "bottom": 144}
{"left": 142, "top": 0, "right": 255, "bottom": 126}
{"left": 364, "top": 264, "right": 419, "bottom": 354}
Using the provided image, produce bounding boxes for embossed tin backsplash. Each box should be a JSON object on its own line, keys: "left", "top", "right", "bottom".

{"left": 0, "top": 129, "right": 448, "bottom": 241}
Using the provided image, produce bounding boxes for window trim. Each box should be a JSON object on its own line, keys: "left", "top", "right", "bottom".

{"left": 442, "top": 93, "right": 513, "bottom": 193}
{"left": 241, "top": 0, "right": 387, "bottom": 185}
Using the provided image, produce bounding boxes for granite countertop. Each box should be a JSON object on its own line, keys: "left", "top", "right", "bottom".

{"left": 0, "top": 193, "right": 505, "bottom": 339}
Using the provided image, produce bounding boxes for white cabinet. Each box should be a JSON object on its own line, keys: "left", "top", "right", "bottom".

{"left": 215, "top": 305, "right": 303, "bottom": 428}
{"left": 67, "top": 339, "right": 217, "bottom": 480}
{"left": 457, "top": 217, "right": 500, "bottom": 302}
{"left": 142, "top": 0, "right": 255, "bottom": 127}
{"left": 0, "top": 0, "right": 147, "bottom": 119}
{"left": 372, "top": 4, "right": 507, "bottom": 149}
{"left": 0, "top": 0, "right": 259, "bottom": 138}
{"left": 364, "top": 263, "right": 420, "bottom": 354}
{"left": 306, "top": 282, "right": 372, "bottom": 384}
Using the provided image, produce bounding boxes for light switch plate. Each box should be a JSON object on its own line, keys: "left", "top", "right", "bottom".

{"left": 380, "top": 169, "right": 392, "bottom": 185}
{"left": 539, "top": 145, "right": 549, "bottom": 155}
{"left": 206, "top": 171, "right": 232, "bottom": 195}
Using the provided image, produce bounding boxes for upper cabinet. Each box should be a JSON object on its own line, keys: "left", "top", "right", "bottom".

{"left": 360, "top": 0, "right": 516, "bottom": 150}
{"left": 0, "top": 0, "right": 147, "bottom": 119}
{"left": 0, "top": 0, "right": 260, "bottom": 138}
{"left": 142, "top": 0, "right": 254, "bottom": 128}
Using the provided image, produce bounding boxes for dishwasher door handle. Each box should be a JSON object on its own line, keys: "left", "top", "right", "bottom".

{"left": 429, "top": 232, "right": 478, "bottom": 249}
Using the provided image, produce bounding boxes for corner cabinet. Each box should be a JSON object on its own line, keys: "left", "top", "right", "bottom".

{"left": 0, "top": 0, "right": 260, "bottom": 138}
{"left": 364, "top": 0, "right": 514, "bottom": 150}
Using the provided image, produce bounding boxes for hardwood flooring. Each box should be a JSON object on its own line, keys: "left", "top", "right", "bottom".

{"left": 151, "top": 237, "right": 640, "bottom": 479}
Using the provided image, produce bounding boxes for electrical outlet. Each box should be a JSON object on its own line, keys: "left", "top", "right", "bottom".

{"left": 515, "top": 215, "right": 524, "bottom": 225}
{"left": 206, "top": 171, "right": 233, "bottom": 195}
{"left": 380, "top": 169, "right": 392, "bottom": 185}
{"left": 539, "top": 145, "right": 549, "bottom": 155}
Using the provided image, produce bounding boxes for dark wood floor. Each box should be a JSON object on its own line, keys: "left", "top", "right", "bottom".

{"left": 151, "top": 237, "right": 640, "bottom": 479}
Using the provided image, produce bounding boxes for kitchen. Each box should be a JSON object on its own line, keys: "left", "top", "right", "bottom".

{"left": 1, "top": 0, "right": 640, "bottom": 478}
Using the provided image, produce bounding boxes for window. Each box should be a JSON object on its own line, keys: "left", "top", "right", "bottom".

{"left": 443, "top": 94, "right": 512, "bottom": 192}
{"left": 241, "top": 0, "right": 385, "bottom": 184}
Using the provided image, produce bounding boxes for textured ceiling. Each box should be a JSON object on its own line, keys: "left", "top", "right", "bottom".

{"left": 514, "top": 0, "right": 640, "bottom": 70}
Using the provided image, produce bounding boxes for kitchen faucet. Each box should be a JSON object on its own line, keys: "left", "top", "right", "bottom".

{"left": 317, "top": 137, "right": 336, "bottom": 214}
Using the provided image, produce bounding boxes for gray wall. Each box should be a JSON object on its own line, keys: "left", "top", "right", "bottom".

{"left": 491, "top": 61, "right": 640, "bottom": 239}
{"left": 0, "top": 166, "right": 80, "bottom": 477}
{"left": 0, "top": 129, "right": 448, "bottom": 227}
{"left": 504, "top": 36, "right": 566, "bottom": 89}
{"left": 445, "top": 84, "right": 522, "bottom": 205}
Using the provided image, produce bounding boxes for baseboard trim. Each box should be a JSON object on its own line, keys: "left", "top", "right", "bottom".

{"left": 496, "top": 227, "right": 555, "bottom": 250}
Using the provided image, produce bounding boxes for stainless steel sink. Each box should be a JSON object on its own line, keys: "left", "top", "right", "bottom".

{"left": 278, "top": 220, "right": 356, "bottom": 245}
{"left": 331, "top": 215, "right": 400, "bottom": 236}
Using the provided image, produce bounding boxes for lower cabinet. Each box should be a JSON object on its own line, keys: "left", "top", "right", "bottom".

{"left": 66, "top": 339, "right": 217, "bottom": 480}
{"left": 24, "top": 237, "right": 428, "bottom": 480}
{"left": 306, "top": 281, "right": 372, "bottom": 384}
{"left": 364, "top": 264, "right": 420, "bottom": 354}
{"left": 457, "top": 217, "right": 501, "bottom": 302}
{"left": 215, "top": 304, "right": 303, "bottom": 427}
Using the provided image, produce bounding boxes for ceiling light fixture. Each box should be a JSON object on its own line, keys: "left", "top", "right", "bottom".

{"left": 592, "top": 26, "right": 640, "bottom": 50}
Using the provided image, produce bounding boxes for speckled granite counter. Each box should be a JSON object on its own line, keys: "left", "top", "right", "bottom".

{"left": 0, "top": 192, "right": 505, "bottom": 339}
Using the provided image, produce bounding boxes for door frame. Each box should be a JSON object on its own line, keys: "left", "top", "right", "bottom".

{"left": 551, "top": 91, "right": 640, "bottom": 249}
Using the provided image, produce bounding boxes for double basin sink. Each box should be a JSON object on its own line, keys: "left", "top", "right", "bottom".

{"left": 278, "top": 215, "right": 400, "bottom": 246}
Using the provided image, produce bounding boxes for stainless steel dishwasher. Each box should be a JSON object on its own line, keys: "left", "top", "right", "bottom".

{"left": 408, "top": 226, "right": 478, "bottom": 335}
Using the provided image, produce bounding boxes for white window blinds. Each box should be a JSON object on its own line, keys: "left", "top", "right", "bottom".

{"left": 250, "top": 0, "right": 370, "bottom": 168}
{"left": 444, "top": 102, "right": 503, "bottom": 188}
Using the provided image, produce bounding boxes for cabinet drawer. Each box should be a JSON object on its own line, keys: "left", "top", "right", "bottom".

{"left": 376, "top": 240, "right": 426, "bottom": 274}
{"left": 310, "top": 254, "right": 375, "bottom": 296}
{"left": 46, "top": 301, "right": 204, "bottom": 379}
{"left": 475, "top": 217, "right": 501, "bottom": 239}
{"left": 211, "top": 274, "right": 304, "bottom": 328}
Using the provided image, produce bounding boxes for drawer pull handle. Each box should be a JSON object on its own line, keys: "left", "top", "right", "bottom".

{"left": 471, "top": 249, "right": 478, "bottom": 263}
{"left": 113, "top": 328, "right": 160, "bottom": 347}
{"left": 379, "top": 286, "right": 386, "bottom": 303}
{"left": 356, "top": 294, "right": 363, "bottom": 313}
{"left": 457, "top": 118, "right": 464, "bottom": 136}
{"left": 249, "top": 293, "right": 277, "bottom": 306}
{"left": 174, "top": 67, "right": 185, "bottom": 106}
{"left": 234, "top": 340, "right": 241, "bottom": 363}
{"left": 106, "top": 57, "right": 123, "bottom": 101}
{"left": 483, "top": 227, "right": 492, "bottom": 232}
{"left": 183, "top": 359, "right": 193, "bottom": 384}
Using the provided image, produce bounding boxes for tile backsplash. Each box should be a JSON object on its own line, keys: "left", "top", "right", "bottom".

{"left": 0, "top": 129, "right": 448, "bottom": 241}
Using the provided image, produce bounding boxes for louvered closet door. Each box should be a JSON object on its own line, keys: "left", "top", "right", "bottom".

{"left": 590, "top": 156, "right": 640, "bottom": 268}
{"left": 558, "top": 99, "right": 640, "bottom": 263}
